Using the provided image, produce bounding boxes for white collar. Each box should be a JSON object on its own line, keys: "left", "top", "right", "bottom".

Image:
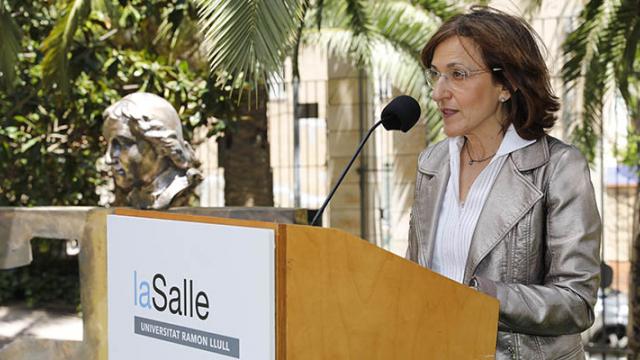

{"left": 448, "top": 124, "right": 536, "bottom": 159}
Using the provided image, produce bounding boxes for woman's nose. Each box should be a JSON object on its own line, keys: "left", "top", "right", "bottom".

{"left": 431, "top": 78, "right": 452, "bottom": 102}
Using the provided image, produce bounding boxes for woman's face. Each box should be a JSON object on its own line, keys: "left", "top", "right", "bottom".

{"left": 430, "top": 36, "right": 509, "bottom": 138}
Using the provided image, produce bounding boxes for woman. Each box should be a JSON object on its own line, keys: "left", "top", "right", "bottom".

{"left": 406, "top": 6, "right": 601, "bottom": 359}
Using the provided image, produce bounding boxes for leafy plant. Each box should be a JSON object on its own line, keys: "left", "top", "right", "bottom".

{"left": 0, "top": 0, "right": 235, "bottom": 307}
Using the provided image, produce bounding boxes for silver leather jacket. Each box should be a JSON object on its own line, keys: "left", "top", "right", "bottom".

{"left": 407, "top": 136, "right": 601, "bottom": 359}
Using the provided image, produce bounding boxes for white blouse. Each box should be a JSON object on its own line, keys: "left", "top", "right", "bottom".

{"left": 431, "top": 125, "right": 535, "bottom": 283}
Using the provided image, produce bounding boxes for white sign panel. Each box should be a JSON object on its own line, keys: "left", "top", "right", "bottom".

{"left": 107, "top": 215, "right": 275, "bottom": 360}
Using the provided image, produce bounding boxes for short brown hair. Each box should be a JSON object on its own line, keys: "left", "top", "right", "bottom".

{"left": 421, "top": 6, "right": 559, "bottom": 140}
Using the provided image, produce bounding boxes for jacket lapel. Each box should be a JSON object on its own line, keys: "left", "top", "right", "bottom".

{"left": 414, "top": 142, "right": 450, "bottom": 268}
{"left": 462, "top": 138, "right": 549, "bottom": 283}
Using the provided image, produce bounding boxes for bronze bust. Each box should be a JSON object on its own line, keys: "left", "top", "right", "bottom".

{"left": 102, "top": 92, "right": 202, "bottom": 209}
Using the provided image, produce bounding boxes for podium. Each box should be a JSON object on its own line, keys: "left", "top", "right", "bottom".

{"left": 107, "top": 208, "right": 499, "bottom": 359}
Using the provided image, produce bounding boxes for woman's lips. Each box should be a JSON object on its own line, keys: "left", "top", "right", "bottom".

{"left": 441, "top": 108, "right": 459, "bottom": 118}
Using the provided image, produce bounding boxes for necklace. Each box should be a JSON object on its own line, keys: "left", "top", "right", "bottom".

{"left": 464, "top": 137, "right": 496, "bottom": 165}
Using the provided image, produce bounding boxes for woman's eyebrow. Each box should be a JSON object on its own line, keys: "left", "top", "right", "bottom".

{"left": 430, "top": 62, "right": 467, "bottom": 70}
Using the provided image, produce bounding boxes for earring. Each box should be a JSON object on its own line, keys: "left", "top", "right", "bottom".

{"left": 499, "top": 96, "right": 508, "bottom": 103}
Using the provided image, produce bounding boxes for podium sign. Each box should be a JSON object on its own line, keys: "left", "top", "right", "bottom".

{"left": 107, "top": 215, "right": 275, "bottom": 360}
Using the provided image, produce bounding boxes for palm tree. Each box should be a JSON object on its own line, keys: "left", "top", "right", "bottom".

{"left": 195, "top": 0, "right": 451, "bottom": 112}
{"left": 562, "top": 0, "right": 640, "bottom": 162}
{"left": 561, "top": 0, "right": 640, "bottom": 356}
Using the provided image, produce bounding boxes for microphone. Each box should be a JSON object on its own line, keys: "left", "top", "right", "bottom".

{"left": 381, "top": 95, "right": 421, "bottom": 132}
{"left": 310, "top": 95, "right": 421, "bottom": 226}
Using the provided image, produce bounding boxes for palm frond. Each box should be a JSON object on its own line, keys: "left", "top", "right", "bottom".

{"left": 344, "top": 0, "right": 373, "bottom": 67}
{"left": 304, "top": 27, "right": 359, "bottom": 62}
{"left": 372, "top": 1, "right": 439, "bottom": 59}
{"left": 618, "top": 21, "right": 639, "bottom": 106}
{"left": 573, "top": 54, "right": 608, "bottom": 163}
{"left": 0, "top": 1, "right": 21, "bottom": 90}
{"left": 344, "top": 0, "right": 369, "bottom": 36}
{"left": 371, "top": 1, "right": 440, "bottom": 133}
{"left": 315, "top": 0, "right": 374, "bottom": 67}
{"left": 368, "top": 2, "right": 437, "bottom": 99}
{"left": 561, "top": 0, "right": 610, "bottom": 161}
{"left": 561, "top": 0, "right": 606, "bottom": 87}
{"left": 562, "top": 0, "right": 640, "bottom": 161}
{"left": 371, "top": 37, "right": 441, "bottom": 138}
{"left": 610, "top": 0, "right": 640, "bottom": 116}
{"left": 40, "top": 0, "right": 92, "bottom": 93}
{"left": 370, "top": 39, "right": 426, "bottom": 100}
{"left": 307, "top": 1, "right": 441, "bottom": 137}
{"left": 196, "top": 0, "right": 305, "bottom": 85}
{"left": 412, "top": 0, "right": 459, "bottom": 20}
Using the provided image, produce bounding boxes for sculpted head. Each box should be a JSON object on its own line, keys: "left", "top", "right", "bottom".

{"left": 102, "top": 92, "right": 201, "bottom": 208}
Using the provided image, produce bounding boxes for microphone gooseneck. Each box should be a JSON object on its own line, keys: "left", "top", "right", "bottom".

{"left": 310, "top": 119, "right": 383, "bottom": 226}
{"left": 310, "top": 95, "right": 421, "bottom": 227}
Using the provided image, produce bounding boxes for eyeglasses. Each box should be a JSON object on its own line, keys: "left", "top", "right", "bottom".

{"left": 426, "top": 66, "right": 503, "bottom": 90}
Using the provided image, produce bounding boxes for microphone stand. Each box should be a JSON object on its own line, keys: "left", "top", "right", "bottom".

{"left": 310, "top": 119, "right": 383, "bottom": 226}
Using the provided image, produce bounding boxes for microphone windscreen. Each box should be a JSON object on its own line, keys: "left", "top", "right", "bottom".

{"left": 380, "top": 95, "right": 421, "bottom": 133}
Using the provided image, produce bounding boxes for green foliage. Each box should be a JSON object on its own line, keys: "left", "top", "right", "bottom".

{"left": 40, "top": 0, "right": 92, "bottom": 94}
{"left": 0, "top": 0, "right": 233, "bottom": 207}
{"left": 0, "top": 0, "right": 235, "bottom": 307}
{"left": 562, "top": 0, "right": 640, "bottom": 163}
{"left": 0, "top": 0, "right": 21, "bottom": 90}
{"left": 196, "top": 0, "right": 306, "bottom": 85}
{"left": 619, "top": 128, "right": 640, "bottom": 173}
{"left": 411, "top": 0, "right": 460, "bottom": 20}
{"left": 0, "top": 1, "right": 104, "bottom": 206}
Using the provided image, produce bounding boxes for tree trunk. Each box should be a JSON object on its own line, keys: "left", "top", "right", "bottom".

{"left": 220, "top": 85, "right": 274, "bottom": 206}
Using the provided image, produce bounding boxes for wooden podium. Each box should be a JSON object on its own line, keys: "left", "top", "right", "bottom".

{"left": 110, "top": 208, "right": 498, "bottom": 359}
